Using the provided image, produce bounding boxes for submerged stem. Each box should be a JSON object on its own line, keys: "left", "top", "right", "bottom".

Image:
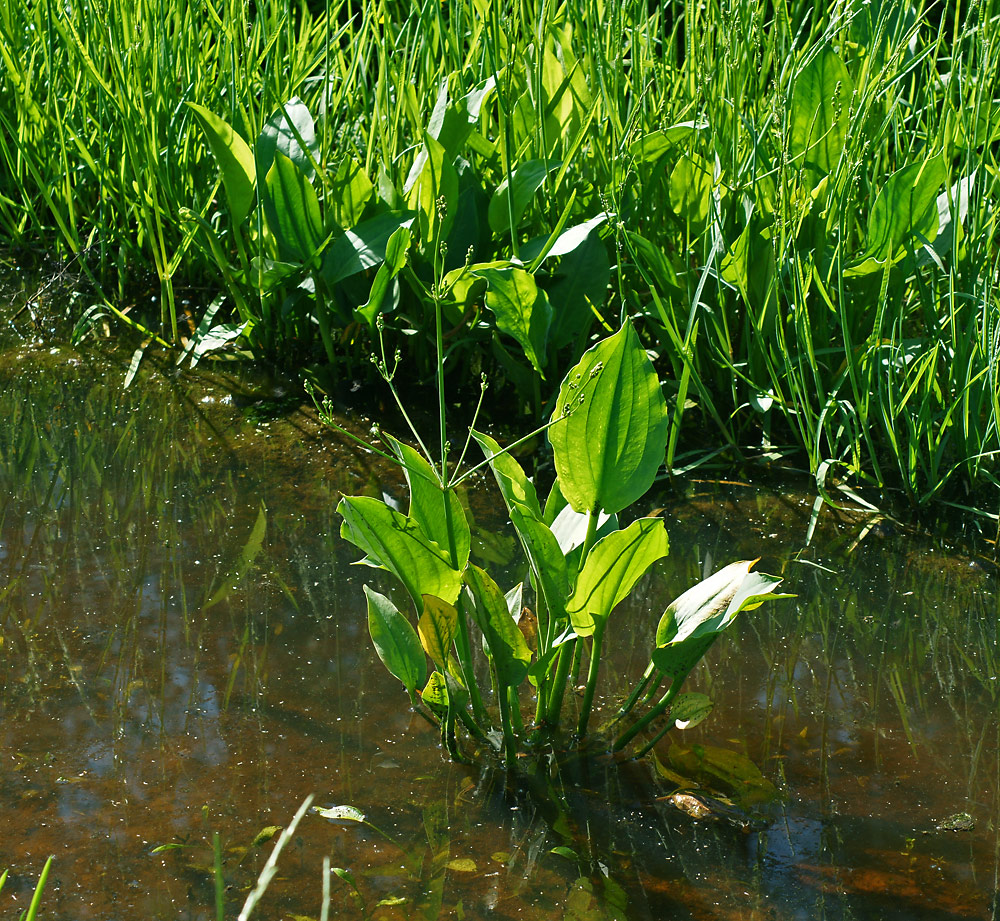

{"left": 576, "top": 618, "right": 606, "bottom": 738}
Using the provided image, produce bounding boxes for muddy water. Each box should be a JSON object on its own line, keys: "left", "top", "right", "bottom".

{"left": 1, "top": 343, "right": 998, "bottom": 920}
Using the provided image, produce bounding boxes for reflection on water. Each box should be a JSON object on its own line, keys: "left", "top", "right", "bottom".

{"left": 0, "top": 342, "right": 998, "bottom": 920}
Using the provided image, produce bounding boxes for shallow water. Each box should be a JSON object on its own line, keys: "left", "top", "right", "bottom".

{"left": 1, "top": 342, "right": 998, "bottom": 920}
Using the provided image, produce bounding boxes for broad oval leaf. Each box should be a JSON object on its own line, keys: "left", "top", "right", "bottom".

{"left": 566, "top": 517, "right": 669, "bottom": 636}
{"left": 670, "top": 692, "right": 714, "bottom": 730}
{"left": 418, "top": 594, "right": 460, "bottom": 666}
{"left": 256, "top": 97, "right": 318, "bottom": 181}
{"left": 789, "top": 47, "right": 853, "bottom": 175}
{"left": 474, "top": 266, "right": 552, "bottom": 376}
{"left": 406, "top": 131, "right": 458, "bottom": 250}
{"left": 322, "top": 212, "right": 415, "bottom": 286}
{"left": 464, "top": 565, "right": 531, "bottom": 687}
{"left": 364, "top": 585, "right": 426, "bottom": 696}
{"left": 187, "top": 103, "right": 256, "bottom": 225}
{"left": 421, "top": 670, "right": 450, "bottom": 716}
{"left": 669, "top": 153, "right": 717, "bottom": 224}
{"left": 488, "top": 159, "right": 560, "bottom": 233}
{"left": 265, "top": 150, "right": 324, "bottom": 262}
{"left": 549, "top": 321, "right": 669, "bottom": 515}
{"left": 329, "top": 157, "right": 373, "bottom": 229}
{"left": 313, "top": 804, "right": 366, "bottom": 823}
{"left": 383, "top": 433, "right": 470, "bottom": 570}
{"left": 508, "top": 506, "right": 569, "bottom": 622}
{"left": 847, "top": 156, "right": 945, "bottom": 274}
{"left": 470, "top": 429, "right": 542, "bottom": 520}
{"left": 651, "top": 561, "right": 791, "bottom": 678}
{"left": 655, "top": 560, "right": 787, "bottom": 646}
{"left": 338, "top": 495, "right": 463, "bottom": 608}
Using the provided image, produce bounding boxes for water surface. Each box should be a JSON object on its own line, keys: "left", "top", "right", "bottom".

{"left": 1, "top": 342, "right": 997, "bottom": 920}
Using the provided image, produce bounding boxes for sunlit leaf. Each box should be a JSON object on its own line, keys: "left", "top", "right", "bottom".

{"left": 312, "top": 804, "right": 366, "bottom": 823}
{"left": 322, "top": 212, "right": 415, "bottom": 286}
{"left": 338, "top": 496, "right": 463, "bottom": 608}
{"left": 256, "top": 97, "right": 318, "bottom": 181}
{"left": 329, "top": 157, "right": 373, "bottom": 229}
{"left": 488, "top": 159, "right": 560, "bottom": 234}
{"left": 651, "top": 561, "right": 791, "bottom": 677}
{"left": 474, "top": 266, "right": 552, "bottom": 376}
{"left": 383, "top": 433, "right": 469, "bottom": 569}
{"left": 187, "top": 103, "right": 256, "bottom": 224}
{"left": 418, "top": 594, "right": 459, "bottom": 666}
{"left": 669, "top": 153, "right": 717, "bottom": 224}
{"left": 405, "top": 131, "right": 458, "bottom": 249}
{"left": 364, "top": 586, "right": 425, "bottom": 695}
{"left": 847, "top": 157, "right": 946, "bottom": 274}
{"left": 789, "top": 47, "right": 853, "bottom": 175}
{"left": 470, "top": 429, "right": 542, "bottom": 520}
{"left": 567, "top": 518, "right": 669, "bottom": 636}
{"left": 265, "top": 150, "right": 324, "bottom": 262}
{"left": 549, "top": 321, "right": 669, "bottom": 515}
{"left": 464, "top": 565, "right": 531, "bottom": 686}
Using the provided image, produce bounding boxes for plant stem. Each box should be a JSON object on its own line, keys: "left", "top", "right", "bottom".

{"left": 544, "top": 637, "right": 575, "bottom": 729}
{"left": 610, "top": 662, "right": 657, "bottom": 725}
{"left": 576, "top": 618, "right": 606, "bottom": 738}
{"left": 613, "top": 669, "right": 689, "bottom": 753}
{"left": 495, "top": 675, "right": 517, "bottom": 764}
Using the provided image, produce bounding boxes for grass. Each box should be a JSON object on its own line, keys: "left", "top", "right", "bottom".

{"left": 0, "top": 0, "right": 998, "bottom": 514}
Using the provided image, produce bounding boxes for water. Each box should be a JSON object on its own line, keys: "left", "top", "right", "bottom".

{"left": 1, "top": 341, "right": 998, "bottom": 920}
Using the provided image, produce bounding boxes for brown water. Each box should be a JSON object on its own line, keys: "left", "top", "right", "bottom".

{"left": 1, "top": 342, "right": 998, "bottom": 920}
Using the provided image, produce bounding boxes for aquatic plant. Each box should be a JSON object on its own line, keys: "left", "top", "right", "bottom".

{"left": 324, "top": 306, "right": 791, "bottom": 765}
{"left": 0, "top": 856, "right": 51, "bottom": 921}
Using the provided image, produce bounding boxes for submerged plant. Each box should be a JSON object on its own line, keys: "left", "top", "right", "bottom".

{"left": 323, "top": 294, "right": 791, "bottom": 765}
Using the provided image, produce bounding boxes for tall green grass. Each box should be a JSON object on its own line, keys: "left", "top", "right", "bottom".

{"left": 0, "top": 0, "right": 998, "bottom": 513}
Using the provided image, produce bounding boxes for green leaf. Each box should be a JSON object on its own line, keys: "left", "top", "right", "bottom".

{"left": 421, "top": 670, "right": 450, "bottom": 715}
{"left": 338, "top": 496, "right": 463, "bottom": 609}
{"left": 508, "top": 506, "right": 569, "bottom": 623}
{"left": 669, "top": 693, "right": 714, "bottom": 730}
{"left": 322, "top": 212, "right": 415, "bottom": 286}
{"left": 382, "top": 433, "right": 470, "bottom": 569}
{"left": 549, "top": 321, "right": 669, "bottom": 515}
{"left": 312, "top": 804, "right": 366, "bottom": 823}
{"left": 187, "top": 103, "right": 256, "bottom": 225}
{"left": 265, "top": 150, "right": 324, "bottom": 262}
{"left": 204, "top": 502, "right": 267, "bottom": 610}
{"left": 256, "top": 97, "right": 318, "bottom": 181}
{"left": 628, "top": 121, "right": 705, "bottom": 164}
{"left": 549, "top": 503, "right": 616, "bottom": 557}
{"left": 470, "top": 429, "right": 543, "bottom": 520}
{"left": 847, "top": 157, "right": 946, "bottom": 274}
{"left": 652, "top": 561, "right": 791, "bottom": 677}
{"left": 250, "top": 826, "right": 283, "bottom": 847}
{"left": 789, "top": 47, "right": 853, "bottom": 175}
{"left": 405, "top": 131, "right": 458, "bottom": 250}
{"left": 329, "top": 157, "right": 373, "bottom": 229}
{"left": 488, "top": 159, "right": 560, "bottom": 234}
{"left": 668, "top": 744, "right": 779, "bottom": 808}
{"left": 364, "top": 585, "right": 425, "bottom": 695}
{"left": 669, "top": 153, "right": 717, "bottom": 224}
{"left": 474, "top": 266, "right": 552, "bottom": 376}
{"left": 566, "top": 518, "right": 669, "bottom": 636}
{"left": 418, "top": 594, "right": 460, "bottom": 667}
{"left": 355, "top": 224, "right": 411, "bottom": 328}
{"left": 464, "top": 565, "right": 531, "bottom": 687}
